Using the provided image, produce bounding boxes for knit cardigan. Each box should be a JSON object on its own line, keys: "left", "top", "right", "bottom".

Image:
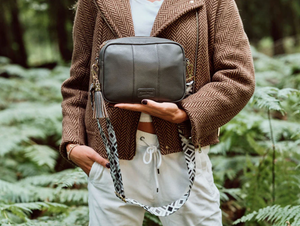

{"left": 60, "top": 0, "right": 255, "bottom": 164}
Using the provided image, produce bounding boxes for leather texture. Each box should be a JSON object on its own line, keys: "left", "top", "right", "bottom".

{"left": 59, "top": 0, "right": 255, "bottom": 164}
{"left": 99, "top": 37, "right": 186, "bottom": 103}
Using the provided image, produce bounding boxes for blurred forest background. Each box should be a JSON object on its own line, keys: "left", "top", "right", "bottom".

{"left": 0, "top": 0, "right": 300, "bottom": 225}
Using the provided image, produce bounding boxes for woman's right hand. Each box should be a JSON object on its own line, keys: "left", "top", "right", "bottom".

{"left": 67, "top": 144, "right": 110, "bottom": 176}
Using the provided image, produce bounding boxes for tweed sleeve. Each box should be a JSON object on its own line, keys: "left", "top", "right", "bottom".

{"left": 180, "top": 0, "right": 255, "bottom": 146}
{"left": 59, "top": 0, "right": 97, "bottom": 164}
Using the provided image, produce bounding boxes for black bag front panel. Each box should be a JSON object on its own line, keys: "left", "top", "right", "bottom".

{"left": 100, "top": 37, "right": 186, "bottom": 103}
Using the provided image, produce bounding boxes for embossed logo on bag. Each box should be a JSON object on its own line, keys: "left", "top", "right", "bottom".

{"left": 138, "top": 88, "right": 155, "bottom": 98}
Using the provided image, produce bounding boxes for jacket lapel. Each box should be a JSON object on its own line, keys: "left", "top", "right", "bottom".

{"left": 94, "top": 0, "right": 204, "bottom": 38}
{"left": 151, "top": 0, "right": 204, "bottom": 36}
{"left": 95, "top": 0, "right": 135, "bottom": 38}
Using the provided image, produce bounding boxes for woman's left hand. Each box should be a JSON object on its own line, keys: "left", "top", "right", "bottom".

{"left": 114, "top": 99, "right": 189, "bottom": 124}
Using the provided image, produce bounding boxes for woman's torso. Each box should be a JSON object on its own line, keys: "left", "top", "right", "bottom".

{"left": 130, "top": 0, "right": 164, "bottom": 134}
{"left": 83, "top": 0, "right": 219, "bottom": 160}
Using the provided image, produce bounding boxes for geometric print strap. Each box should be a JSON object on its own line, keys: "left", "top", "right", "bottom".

{"left": 96, "top": 117, "right": 196, "bottom": 216}
{"left": 90, "top": 3, "right": 200, "bottom": 216}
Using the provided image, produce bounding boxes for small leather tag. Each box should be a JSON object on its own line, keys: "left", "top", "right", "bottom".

{"left": 138, "top": 88, "right": 155, "bottom": 98}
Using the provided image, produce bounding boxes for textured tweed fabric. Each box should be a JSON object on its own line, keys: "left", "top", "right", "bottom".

{"left": 60, "top": 0, "right": 255, "bottom": 164}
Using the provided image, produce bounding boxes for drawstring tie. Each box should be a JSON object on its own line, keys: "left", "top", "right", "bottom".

{"left": 140, "top": 136, "right": 161, "bottom": 192}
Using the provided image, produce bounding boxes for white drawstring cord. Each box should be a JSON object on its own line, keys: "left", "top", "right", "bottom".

{"left": 140, "top": 136, "right": 162, "bottom": 192}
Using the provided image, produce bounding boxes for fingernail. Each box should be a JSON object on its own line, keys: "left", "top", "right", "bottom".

{"left": 141, "top": 99, "right": 148, "bottom": 105}
{"left": 108, "top": 104, "right": 115, "bottom": 108}
{"left": 106, "top": 163, "right": 110, "bottom": 169}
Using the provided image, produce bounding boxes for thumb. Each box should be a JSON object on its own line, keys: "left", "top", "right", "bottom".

{"left": 93, "top": 152, "right": 110, "bottom": 169}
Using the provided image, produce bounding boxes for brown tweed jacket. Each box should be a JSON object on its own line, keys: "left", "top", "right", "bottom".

{"left": 60, "top": 0, "right": 255, "bottom": 164}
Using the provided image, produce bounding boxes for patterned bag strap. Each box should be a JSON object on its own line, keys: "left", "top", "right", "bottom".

{"left": 88, "top": 7, "right": 200, "bottom": 216}
{"left": 89, "top": 79, "right": 197, "bottom": 217}
{"left": 93, "top": 115, "right": 196, "bottom": 216}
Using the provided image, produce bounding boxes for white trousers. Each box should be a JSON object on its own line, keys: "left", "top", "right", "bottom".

{"left": 87, "top": 130, "right": 222, "bottom": 226}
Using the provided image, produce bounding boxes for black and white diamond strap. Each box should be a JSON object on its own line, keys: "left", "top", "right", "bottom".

{"left": 95, "top": 117, "right": 196, "bottom": 216}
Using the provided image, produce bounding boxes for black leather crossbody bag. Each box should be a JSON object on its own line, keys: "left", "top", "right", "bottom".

{"left": 90, "top": 0, "right": 200, "bottom": 217}
{"left": 97, "top": 37, "right": 187, "bottom": 103}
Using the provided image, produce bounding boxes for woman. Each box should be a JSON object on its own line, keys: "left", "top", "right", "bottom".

{"left": 60, "top": 0, "right": 255, "bottom": 225}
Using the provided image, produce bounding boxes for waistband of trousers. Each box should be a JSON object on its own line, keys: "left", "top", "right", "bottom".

{"left": 136, "top": 130, "right": 158, "bottom": 147}
{"left": 136, "top": 130, "right": 210, "bottom": 155}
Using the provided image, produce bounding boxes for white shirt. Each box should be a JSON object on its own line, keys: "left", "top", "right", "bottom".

{"left": 130, "top": 0, "right": 164, "bottom": 122}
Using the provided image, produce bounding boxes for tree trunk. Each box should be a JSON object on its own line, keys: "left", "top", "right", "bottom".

{"left": 291, "top": 0, "right": 300, "bottom": 46}
{"left": 0, "top": 3, "right": 11, "bottom": 60}
{"left": 0, "top": 0, "right": 27, "bottom": 67}
{"left": 270, "top": 0, "right": 285, "bottom": 55}
{"left": 48, "top": 0, "right": 73, "bottom": 62}
{"left": 9, "top": 0, "right": 28, "bottom": 67}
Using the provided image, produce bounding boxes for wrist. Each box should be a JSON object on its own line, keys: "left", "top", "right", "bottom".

{"left": 174, "top": 109, "right": 188, "bottom": 124}
{"left": 66, "top": 143, "right": 80, "bottom": 160}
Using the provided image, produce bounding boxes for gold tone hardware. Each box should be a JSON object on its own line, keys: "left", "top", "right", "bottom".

{"left": 91, "top": 60, "right": 102, "bottom": 92}
{"left": 92, "top": 63, "right": 99, "bottom": 80}
{"left": 115, "top": 192, "right": 127, "bottom": 203}
{"left": 186, "top": 59, "right": 194, "bottom": 80}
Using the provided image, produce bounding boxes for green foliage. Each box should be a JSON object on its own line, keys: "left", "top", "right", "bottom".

{"left": 209, "top": 50, "right": 300, "bottom": 225}
{"left": 233, "top": 205, "right": 300, "bottom": 226}
{"left": 143, "top": 213, "right": 163, "bottom": 226}
{"left": 0, "top": 48, "right": 300, "bottom": 225}
{"left": 250, "top": 87, "right": 300, "bottom": 114}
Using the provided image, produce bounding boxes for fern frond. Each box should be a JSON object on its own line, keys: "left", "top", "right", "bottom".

{"left": 251, "top": 47, "right": 291, "bottom": 76}
{"left": 217, "top": 185, "right": 243, "bottom": 202}
{"left": 0, "top": 202, "right": 67, "bottom": 221}
{"left": 25, "top": 185, "right": 88, "bottom": 204}
{"left": 18, "top": 168, "right": 87, "bottom": 188}
{"left": 24, "top": 145, "right": 58, "bottom": 170}
{"left": 1, "top": 64, "right": 27, "bottom": 78}
{"left": 212, "top": 155, "right": 260, "bottom": 183}
{"left": 259, "top": 118, "right": 300, "bottom": 142}
{"left": 143, "top": 212, "right": 162, "bottom": 226}
{"left": 0, "top": 180, "right": 33, "bottom": 203}
{"left": 0, "top": 103, "right": 62, "bottom": 157}
{"left": 0, "top": 103, "right": 61, "bottom": 126}
{"left": 54, "top": 168, "right": 87, "bottom": 189}
{"left": 233, "top": 205, "right": 300, "bottom": 226}
{"left": 54, "top": 189, "right": 88, "bottom": 204}
{"left": 250, "top": 87, "right": 300, "bottom": 113}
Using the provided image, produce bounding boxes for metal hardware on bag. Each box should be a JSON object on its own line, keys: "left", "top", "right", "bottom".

{"left": 115, "top": 192, "right": 127, "bottom": 203}
{"left": 91, "top": 60, "right": 101, "bottom": 92}
{"left": 186, "top": 59, "right": 194, "bottom": 80}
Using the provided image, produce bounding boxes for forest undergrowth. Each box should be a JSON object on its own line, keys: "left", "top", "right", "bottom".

{"left": 0, "top": 48, "right": 300, "bottom": 225}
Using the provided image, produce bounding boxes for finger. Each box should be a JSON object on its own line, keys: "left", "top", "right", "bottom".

{"left": 141, "top": 99, "right": 175, "bottom": 115}
{"left": 91, "top": 152, "right": 110, "bottom": 169}
{"left": 114, "top": 103, "right": 146, "bottom": 112}
{"left": 141, "top": 99, "right": 161, "bottom": 108}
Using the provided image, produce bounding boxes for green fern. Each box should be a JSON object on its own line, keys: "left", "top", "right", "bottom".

{"left": 0, "top": 202, "right": 67, "bottom": 222}
{"left": 18, "top": 169, "right": 86, "bottom": 188}
{"left": 250, "top": 87, "right": 300, "bottom": 113}
{"left": 24, "top": 145, "right": 58, "bottom": 170}
{"left": 233, "top": 205, "right": 300, "bottom": 226}
{"left": 143, "top": 212, "right": 162, "bottom": 226}
{"left": 54, "top": 168, "right": 88, "bottom": 189}
{"left": 1, "top": 50, "right": 300, "bottom": 226}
